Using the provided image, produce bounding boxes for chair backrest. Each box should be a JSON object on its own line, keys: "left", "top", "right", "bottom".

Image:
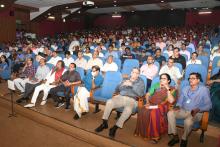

{"left": 46, "top": 63, "right": 54, "bottom": 70}
{"left": 186, "top": 47, "right": 192, "bottom": 54}
{"left": 211, "top": 67, "right": 220, "bottom": 77}
{"left": 58, "top": 53, "right": 65, "bottom": 59}
{"left": 113, "top": 58, "right": 122, "bottom": 71}
{"left": 174, "top": 63, "right": 183, "bottom": 73}
{"left": 121, "top": 59, "right": 139, "bottom": 75}
{"left": 198, "top": 55, "right": 209, "bottom": 69}
{"left": 83, "top": 56, "right": 90, "bottom": 61}
{"left": 162, "top": 52, "right": 169, "bottom": 62}
{"left": 212, "top": 56, "right": 220, "bottom": 70}
{"left": 72, "top": 54, "right": 77, "bottom": 60}
{"left": 76, "top": 67, "right": 85, "bottom": 80}
{"left": 151, "top": 76, "right": 176, "bottom": 87}
{"left": 180, "top": 80, "right": 204, "bottom": 94}
{"left": 184, "top": 64, "right": 208, "bottom": 83}
{"left": 96, "top": 71, "right": 123, "bottom": 99}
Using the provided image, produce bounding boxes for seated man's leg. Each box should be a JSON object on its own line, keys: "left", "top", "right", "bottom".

{"left": 181, "top": 113, "right": 203, "bottom": 146}
{"left": 167, "top": 109, "right": 192, "bottom": 147}
{"left": 115, "top": 96, "right": 136, "bottom": 128}
{"left": 95, "top": 95, "right": 125, "bottom": 133}
{"left": 73, "top": 87, "right": 90, "bottom": 119}
{"left": 40, "top": 85, "right": 56, "bottom": 105}
{"left": 64, "top": 86, "right": 71, "bottom": 109}
{"left": 16, "top": 82, "right": 40, "bottom": 103}
{"left": 49, "top": 85, "right": 66, "bottom": 107}
{"left": 24, "top": 84, "right": 45, "bottom": 107}
{"left": 14, "top": 78, "right": 25, "bottom": 93}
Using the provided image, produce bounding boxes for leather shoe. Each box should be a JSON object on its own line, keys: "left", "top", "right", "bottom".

{"left": 109, "top": 125, "right": 118, "bottom": 138}
{"left": 180, "top": 139, "right": 187, "bottom": 147}
{"left": 168, "top": 136, "right": 179, "bottom": 146}
{"left": 95, "top": 121, "right": 108, "bottom": 132}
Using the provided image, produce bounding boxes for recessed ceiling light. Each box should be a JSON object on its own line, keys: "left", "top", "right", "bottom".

{"left": 171, "top": 8, "right": 174, "bottom": 10}
{"left": 114, "top": 4, "right": 117, "bottom": 7}
{"left": 65, "top": 6, "right": 69, "bottom": 9}
{"left": 161, "top": 0, "right": 164, "bottom": 2}
{"left": 114, "top": 0, "right": 117, "bottom": 3}
{"left": 0, "top": 4, "right": 5, "bottom": 8}
{"left": 78, "top": 11, "right": 81, "bottom": 13}
{"left": 131, "top": 11, "right": 135, "bottom": 13}
{"left": 194, "top": 8, "right": 197, "bottom": 10}
{"left": 48, "top": 13, "right": 51, "bottom": 16}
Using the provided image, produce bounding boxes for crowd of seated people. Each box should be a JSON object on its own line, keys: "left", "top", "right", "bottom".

{"left": 0, "top": 25, "right": 220, "bottom": 147}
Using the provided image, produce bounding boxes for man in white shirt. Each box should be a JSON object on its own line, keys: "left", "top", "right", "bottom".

{"left": 159, "top": 58, "right": 182, "bottom": 86}
{"left": 180, "top": 43, "right": 190, "bottom": 61}
{"left": 69, "top": 37, "right": 80, "bottom": 53}
{"left": 101, "top": 55, "right": 118, "bottom": 73}
{"left": 87, "top": 51, "right": 103, "bottom": 70}
{"left": 75, "top": 51, "right": 87, "bottom": 70}
{"left": 47, "top": 51, "right": 62, "bottom": 65}
{"left": 63, "top": 51, "right": 74, "bottom": 67}
{"left": 186, "top": 52, "right": 201, "bottom": 66}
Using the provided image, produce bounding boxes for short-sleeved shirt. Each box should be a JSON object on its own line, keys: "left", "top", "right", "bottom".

{"left": 61, "top": 70, "right": 81, "bottom": 83}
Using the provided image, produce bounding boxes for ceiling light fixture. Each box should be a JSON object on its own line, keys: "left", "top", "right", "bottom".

{"left": 65, "top": 6, "right": 69, "bottom": 9}
{"left": 114, "top": 4, "right": 117, "bottom": 7}
{"left": 82, "top": 0, "right": 95, "bottom": 7}
{"left": 198, "top": 10, "right": 212, "bottom": 15}
{"left": 78, "top": 11, "right": 81, "bottom": 13}
{"left": 48, "top": 13, "right": 51, "bottom": 16}
{"left": 112, "top": 12, "right": 121, "bottom": 18}
{"left": 131, "top": 11, "right": 135, "bottom": 13}
{"left": 48, "top": 16, "right": 55, "bottom": 20}
{"left": 0, "top": 4, "right": 5, "bottom": 8}
{"left": 114, "top": 0, "right": 117, "bottom": 3}
{"left": 161, "top": 0, "right": 164, "bottom": 3}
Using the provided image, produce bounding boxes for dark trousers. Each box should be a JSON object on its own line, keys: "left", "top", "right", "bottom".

{"left": 146, "top": 78, "right": 152, "bottom": 92}
{"left": 49, "top": 84, "right": 71, "bottom": 106}
{"left": 23, "top": 82, "right": 41, "bottom": 98}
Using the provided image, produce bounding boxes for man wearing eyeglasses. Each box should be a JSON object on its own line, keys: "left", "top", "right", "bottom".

{"left": 95, "top": 67, "right": 145, "bottom": 138}
{"left": 167, "top": 72, "right": 212, "bottom": 147}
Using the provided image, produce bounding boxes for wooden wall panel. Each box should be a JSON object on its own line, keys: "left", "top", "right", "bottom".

{"left": 0, "top": 7, "right": 16, "bottom": 43}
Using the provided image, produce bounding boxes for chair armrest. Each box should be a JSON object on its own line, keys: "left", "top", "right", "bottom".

{"left": 200, "top": 111, "right": 209, "bottom": 131}
{"left": 70, "top": 84, "right": 82, "bottom": 95}
{"left": 137, "top": 96, "right": 144, "bottom": 108}
{"left": 89, "top": 86, "right": 101, "bottom": 103}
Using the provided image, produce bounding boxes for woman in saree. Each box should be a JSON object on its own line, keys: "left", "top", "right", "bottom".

{"left": 134, "top": 73, "right": 177, "bottom": 143}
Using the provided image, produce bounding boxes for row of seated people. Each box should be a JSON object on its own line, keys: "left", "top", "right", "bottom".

{"left": 8, "top": 54, "right": 213, "bottom": 147}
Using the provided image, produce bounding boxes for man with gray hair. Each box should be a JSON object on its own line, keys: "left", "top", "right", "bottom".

{"left": 95, "top": 67, "right": 145, "bottom": 138}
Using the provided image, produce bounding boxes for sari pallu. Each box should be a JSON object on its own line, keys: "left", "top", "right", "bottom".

{"left": 134, "top": 87, "right": 176, "bottom": 141}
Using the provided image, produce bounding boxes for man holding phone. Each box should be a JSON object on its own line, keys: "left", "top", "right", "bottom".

{"left": 167, "top": 73, "right": 212, "bottom": 147}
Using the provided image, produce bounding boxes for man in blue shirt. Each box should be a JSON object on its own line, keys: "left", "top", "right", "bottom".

{"left": 167, "top": 72, "right": 212, "bottom": 147}
{"left": 73, "top": 65, "right": 103, "bottom": 120}
{"left": 104, "top": 45, "right": 119, "bottom": 59}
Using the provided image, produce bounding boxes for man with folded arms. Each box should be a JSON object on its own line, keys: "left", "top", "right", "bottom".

{"left": 95, "top": 67, "right": 145, "bottom": 138}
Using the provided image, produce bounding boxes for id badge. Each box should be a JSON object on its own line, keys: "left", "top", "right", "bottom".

{"left": 186, "top": 99, "right": 191, "bottom": 104}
